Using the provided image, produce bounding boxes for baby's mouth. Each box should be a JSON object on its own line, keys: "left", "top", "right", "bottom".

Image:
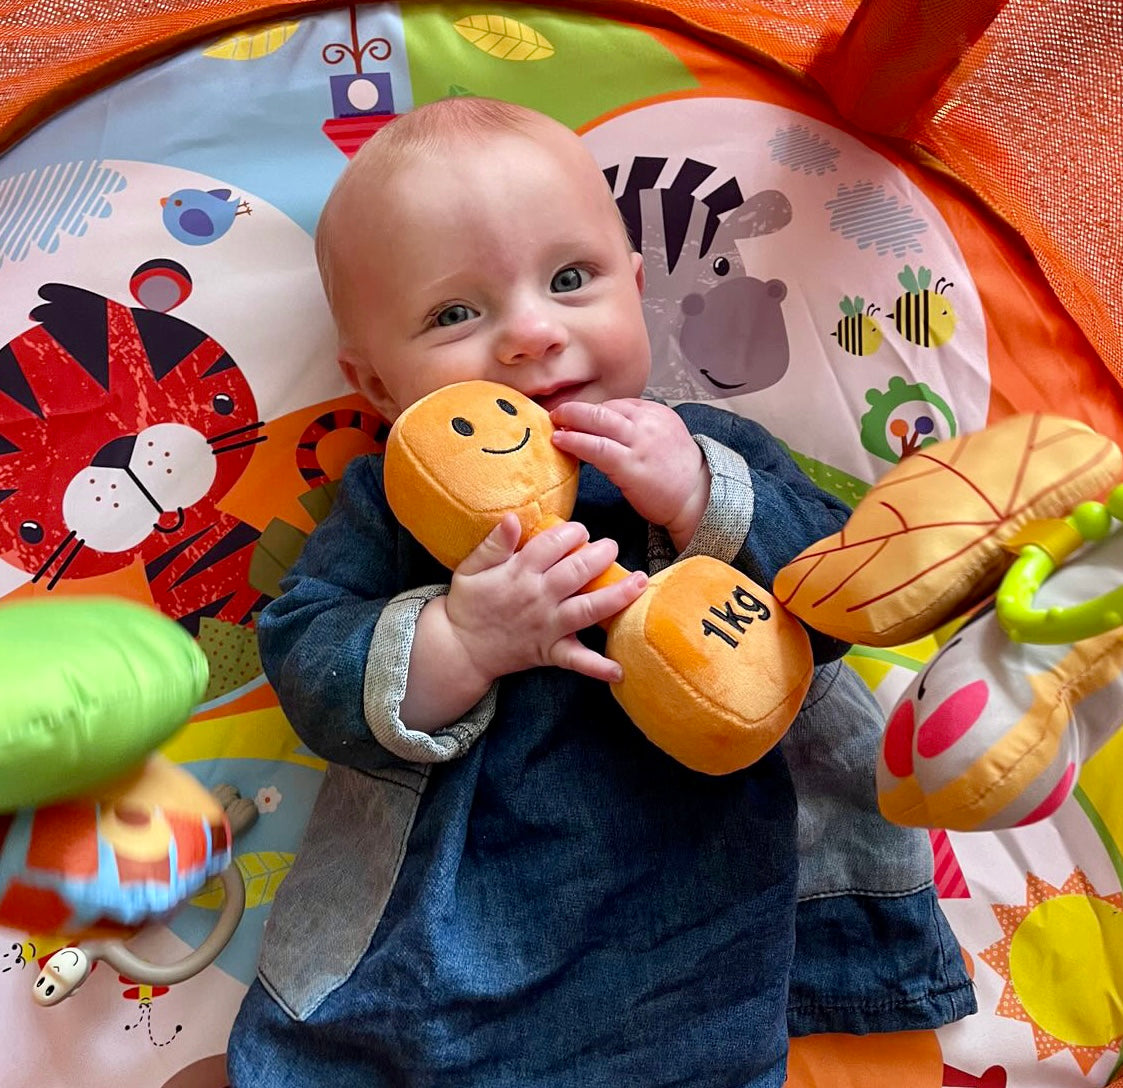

{"left": 533, "top": 383, "right": 588, "bottom": 412}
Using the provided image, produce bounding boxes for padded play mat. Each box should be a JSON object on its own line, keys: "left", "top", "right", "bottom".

{"left": 1, "top": 3, "right": 1122, "bottom": 1086}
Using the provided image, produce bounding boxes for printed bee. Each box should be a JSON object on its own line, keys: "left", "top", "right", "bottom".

{"left": 890, "top": 265, "right": 956, "bottom": 347}
{"left": 830, "top": 295, "right": 883, "bottom": 356}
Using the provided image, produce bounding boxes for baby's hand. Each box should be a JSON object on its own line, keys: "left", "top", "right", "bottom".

{"left": 550, "top": 399, "right": 710, "bottom": 551}
{"left": 445, "top": 513, "right": 648, "bottom": 685}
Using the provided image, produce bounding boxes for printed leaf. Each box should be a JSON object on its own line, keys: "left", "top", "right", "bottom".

{"left": 191, "top": 875, "right": 224, "bottom": 910}
{"left": 775, "top": 415, "right": 1123, "bottom": 646}
{"left": 250, "top": 517, "right": 310, "bottom": 598}
{"left": 190, "top": 851, "right": 294, "bottom": 910}
{"left": 237, "top": 851, "right": 295, "bottom": 908}
{"left": 203, "top": 21, "right": 300, "bottom": 60}
{"left": 197, "top": 617, "right": 262, "bottom": 699}
{"left": 453, "top": 15, "right": 554, "bottom": 61}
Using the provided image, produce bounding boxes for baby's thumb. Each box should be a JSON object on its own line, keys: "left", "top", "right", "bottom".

{"left": 457, "top": 513, "right": 522, "bottom": 575}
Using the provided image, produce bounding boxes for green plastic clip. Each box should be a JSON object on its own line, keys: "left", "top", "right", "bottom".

{"left": 996, "top": 484, "right": 1123, "bottom": 644}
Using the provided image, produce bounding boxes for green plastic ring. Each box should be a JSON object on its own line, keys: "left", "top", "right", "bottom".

{"left": 996, "top": 485, "right": 1123, "bottom": 644}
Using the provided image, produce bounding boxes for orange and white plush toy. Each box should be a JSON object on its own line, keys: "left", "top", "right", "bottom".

{"left": 383, "top": 379, "right": 814, "bottom": 775}
{"left": 776, "top": 415, "right": 1123, "bottom": 831}
{"left": 876, "top": 513, "right": 1123, "bottom": 831}
{"left": 774, "top": 414, "right": 1121, "bottom": 647}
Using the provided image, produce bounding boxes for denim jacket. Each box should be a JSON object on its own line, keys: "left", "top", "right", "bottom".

{"left": 252, "top": 402, "right": 973, "bottom": 1044}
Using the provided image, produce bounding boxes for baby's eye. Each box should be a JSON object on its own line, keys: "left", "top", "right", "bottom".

{"left": 550, "top": 267, "right": 590, "bottom": 293}
{"left": 434, "top": 304, "right": 478, "bottom": 327}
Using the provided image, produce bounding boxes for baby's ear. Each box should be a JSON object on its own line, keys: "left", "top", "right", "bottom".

{"left": 338, "top": 354, "right": 399, "bottom": 421}
{"left": 631, "top": 250, "right": 645, "bottom": 295}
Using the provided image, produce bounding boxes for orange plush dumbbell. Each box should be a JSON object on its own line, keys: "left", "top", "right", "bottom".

{"left": 383, "top": 379, "right": 813, "bottom": 774}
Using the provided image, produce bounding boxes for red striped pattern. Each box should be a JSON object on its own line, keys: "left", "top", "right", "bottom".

{"left": 322, "top": 115, "right": 397, "bottom": 159}
{"left": 930, "top": 828, "right": 970, "bottom": 898}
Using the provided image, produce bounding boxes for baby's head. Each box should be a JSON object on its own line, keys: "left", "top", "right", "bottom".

{"left": 315, "top": 97, "right": 651, "bottom": 421}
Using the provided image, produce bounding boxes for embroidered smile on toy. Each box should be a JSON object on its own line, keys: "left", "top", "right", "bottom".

{"left": 383, "top": 380, "right": 815, "bottom": 775}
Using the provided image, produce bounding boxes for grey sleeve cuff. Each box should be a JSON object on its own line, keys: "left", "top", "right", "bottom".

{"left": 362, "top": 584, "right": 499, "bottom": 763}
{"left": 648, "top": 434, "right": 755, "bottom": 572}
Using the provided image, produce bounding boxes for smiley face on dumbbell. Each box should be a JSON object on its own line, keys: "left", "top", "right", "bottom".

{"left": 384, "top": 380, "right": 814, "bottom": 775}
{"left": 384, "top": 383, "right": 579, "bottom": 571}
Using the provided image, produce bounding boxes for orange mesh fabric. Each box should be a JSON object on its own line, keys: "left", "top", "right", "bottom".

{"left": 901, "top": 0, "right": 1123, "bottom": 390}
{"left": 0, "top": 0, "right": 325, "bottom": 152}
{"left": 656, "top": 0, "right": 1123, "bottom": 386}
{"left": 810, "top": 0, "right": 1012, "bottom": 134}
{"left": 0, "top": 0, "right": 1120, "bottom": 384}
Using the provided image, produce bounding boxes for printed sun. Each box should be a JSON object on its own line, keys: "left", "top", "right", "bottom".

{"left": 979, "top": 868, "right": 1123, "bottom": 1075}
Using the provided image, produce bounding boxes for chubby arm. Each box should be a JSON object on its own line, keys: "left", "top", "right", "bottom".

{"left": 551, "top": 399, "right": 851, "bottom": 663}
{"left": 257, "top": 456, "right": 493, "bottom": 772}
{"left": 261, "top": 455, "right": 649, "bottom": 754}
{"left": 548, "top": 398, "right": 849, "bottom": 575}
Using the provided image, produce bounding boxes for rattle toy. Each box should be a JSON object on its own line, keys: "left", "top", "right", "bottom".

{"left": 877, "top": 486, "right": 1123, "bottom": 830}
{"left": 383, "top": 380, "right": 814, "bottom": 775}
{"left": 771, "top": 414, "right": 1123, "bottom": 831}
{"left": 996, "top": 484, "right": 1123, "bottom": 643}
{"left": 0, "top": 596, "right": 256, "bottom": 1005}
{"left": 29, "top": 794, "right": 253, "bottom": 1007}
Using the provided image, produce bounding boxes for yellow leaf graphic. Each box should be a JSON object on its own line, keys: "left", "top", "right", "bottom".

{"left": 191, "top": 875, "right": 227, "bottom": 911}
{"left": 203, "top": 21, "right": 300, "bottom": 61}
{"left": 453, "top": 15, "right": 554, "bottom": 61}
{"left": 190, "top": 851, "right": 295, "bottom": 910}
{"left": 238, "top": 851, "right": 295, "bottom": 908}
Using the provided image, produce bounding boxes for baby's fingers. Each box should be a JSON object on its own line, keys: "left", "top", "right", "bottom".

{"left": 558, "top": 568, "right": 648, "bottom": 631}
{"left": 541, "top": 535, "right": 621, "bottom": 598}
{"left": 550, "top": 399, "right": 634, "bottom": 442}
{"left": 550, "top": 635, "right": 624, "bottom": 684}
{"left": 456, "top": 513, "right": 521, "bottom": 576}
{"left": 550, "top": 426, "right": 627, "bottom": 475}
{"left": 518, "top": 519, "right": 590, "bottom": 572}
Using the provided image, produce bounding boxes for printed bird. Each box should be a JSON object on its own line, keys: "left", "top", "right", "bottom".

{"left": 160, "top": 188, "right": 251, "bottom": 246}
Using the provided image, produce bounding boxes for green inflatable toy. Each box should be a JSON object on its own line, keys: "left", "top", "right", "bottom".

{"left": 0, "top": 597, "right": 208, "bottom": 811}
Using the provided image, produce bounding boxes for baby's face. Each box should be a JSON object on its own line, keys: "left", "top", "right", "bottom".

{"left": 331, "top": 124, "right": 651, "bottom": 420}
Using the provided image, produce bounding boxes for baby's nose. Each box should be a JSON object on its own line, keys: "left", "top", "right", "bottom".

{"left": 496, "top": 309, "right": 567, "bottom": 364}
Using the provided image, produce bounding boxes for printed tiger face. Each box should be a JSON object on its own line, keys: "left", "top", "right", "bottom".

{"left": 0, "top": 270, "right": 262, "bottom": 587}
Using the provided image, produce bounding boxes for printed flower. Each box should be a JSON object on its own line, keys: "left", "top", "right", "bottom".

{"left": 255, "top": 786, "right": 282, "bottom": 814}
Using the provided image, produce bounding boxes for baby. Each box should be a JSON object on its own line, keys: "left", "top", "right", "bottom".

{"left": 227, "top": 97, "right": 974, "bottom": 1088}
